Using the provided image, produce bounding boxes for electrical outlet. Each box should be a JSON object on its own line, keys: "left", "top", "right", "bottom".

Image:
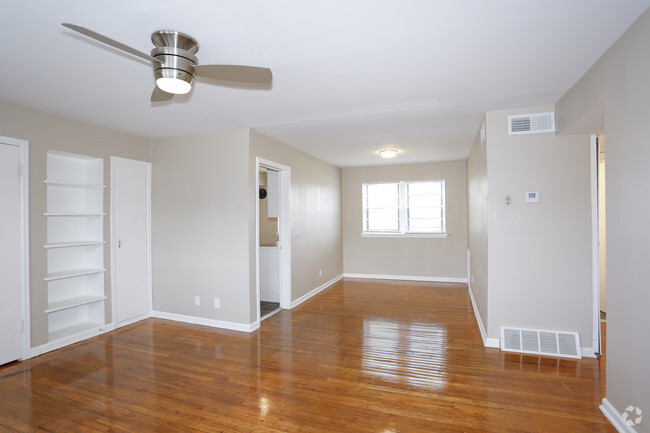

{"left": 319, "top": 269, "right": 322, "bottom": 277}
{"left": 194, "top": 296, "right": 200, "bottom": 306}
{"left": 213, "top": 298, "right": 221, "bottom": 308}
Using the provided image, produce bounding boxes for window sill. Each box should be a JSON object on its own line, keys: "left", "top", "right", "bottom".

{"left": 361, "top": 232, "right": 450, "bottom": 239}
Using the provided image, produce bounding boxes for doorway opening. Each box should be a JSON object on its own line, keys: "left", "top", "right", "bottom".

{"left": 591, "top": 135, "right": 606, "bottom": 355}
{"left": 0, "top": 136, "right": 30, "bottom": 363}
{"left": 255, "top": 158, "right": 291, "bottom": 323}
{"left": 597, "top": 137, "right": 607, "bottom": 323}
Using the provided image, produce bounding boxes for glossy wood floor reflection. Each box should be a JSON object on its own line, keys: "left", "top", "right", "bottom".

{"left": 0, "top": 279, "right": 613, "bottom": 432}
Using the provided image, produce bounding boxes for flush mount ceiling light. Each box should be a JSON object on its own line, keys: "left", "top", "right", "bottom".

{"left": 379, "top": 149, "right": 399, "bottom": 158}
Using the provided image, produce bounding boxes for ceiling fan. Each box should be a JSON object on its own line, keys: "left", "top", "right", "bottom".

{"left": 61, "top": 23, "right": 273, "bottom": 102}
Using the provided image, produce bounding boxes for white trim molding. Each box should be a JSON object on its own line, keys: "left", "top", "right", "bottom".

{"left": 600, "top": 398, "right": 639, "bottom": 433}
{"left": 31, "top": 323, "right": 113, "bottom": 358}
{"left": 152, "top": 311, "right": 260, "bottom": 333}
{"left": 343, "top": 273, "right": 467, "bottom": 284}
{"left": 590, "top": 135, "right": 602, "bottom": 356}
{"left": 580, "top": 347, "right": 596, "bottom": 358}
{"left": 468, "top": 284, "right": 500, "bottom": 348}
{"left": 291, "top": 274, "right": 344, "bottom": 309}
{"left": 18, "top": 139, "right": 30, "bottom": 360}
{"left": 255, "top": 157, "right": 292, "bottom": 318}
{"left": 0, "top": 136, "right": 31, "bottom": 360}
{"left": 114, "top": 313, "right": 150, "bottom": 329}
{"left": 361, "top": 233, "right": 450, "bottom": 239}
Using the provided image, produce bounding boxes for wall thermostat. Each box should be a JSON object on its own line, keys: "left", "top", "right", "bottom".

{"left": 524, "top": 192, "right": 539, "bottom": 203}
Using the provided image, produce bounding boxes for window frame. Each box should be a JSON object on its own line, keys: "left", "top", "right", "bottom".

{"left": 361, "top": 180, "right": 448, "bottom": 238}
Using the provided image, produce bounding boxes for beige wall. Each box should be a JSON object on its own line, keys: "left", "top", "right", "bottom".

{"left": 556, "top": 8, "right": 650, "bottom": 430}
{"left": 466, "top": 122, "right": 489, "bottom": 331}
{"left": 152, "top": 129, "right": 252, "bottom": 325}
{"left": 249, "top": 130, "right": 343, "bottom": 317}
{"left": 485, "top": 106, "right": 592, "bottom": 343}
{"left": 0, "top": 100, "right": 151, "bottom": 347}
{"left": 342, "top": 161, "right": 468, "bottom": 279}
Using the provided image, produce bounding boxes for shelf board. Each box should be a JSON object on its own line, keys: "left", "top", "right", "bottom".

{"left": 44, "top": 240, "right": 105, "bottom": 249}
{"left": 48, "top": 321, "right": 105, "bottom": 342}
{"left": 44, "top": 212, "right": 105, "bottom": 217}
{"left": 44, "top": 180, "right": 105, "bottom": 189}
{"left": 44, "top": 268, "right": 106, "bottom": 281}
{"left": 45, "top": 295, "right": 107, "bottom": 314}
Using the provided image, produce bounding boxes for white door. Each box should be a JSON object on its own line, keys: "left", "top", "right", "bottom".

{"left": 112, "top": 157, "right": 151, "bottom": 327}
{"left": 0, "top": 143, "right": 23, "bottom": 364}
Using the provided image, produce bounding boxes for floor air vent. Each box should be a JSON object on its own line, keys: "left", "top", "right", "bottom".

{"left": 508, "top": 112, "right": 555, "bottom": 135}
{"left": 501, "top": 327, "right": 581, "bottom": 359}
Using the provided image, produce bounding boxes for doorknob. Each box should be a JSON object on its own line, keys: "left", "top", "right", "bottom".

{"left": 117, "top": 239, "right": 121, "bottom": 248}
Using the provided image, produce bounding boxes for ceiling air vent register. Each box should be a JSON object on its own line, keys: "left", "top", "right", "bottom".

{"left": 508, "top": 112, "right": 555, "bottom": 135}
{"left": 501, "top": 326, "right": 581, "bottom": 359}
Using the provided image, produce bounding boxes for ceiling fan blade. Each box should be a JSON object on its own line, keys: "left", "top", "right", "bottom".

{"left": 195, "top": 76, "right": 272, "bottom": 90}
{"left": 151, "top": 86, "right": 174, "bottom": 102}
{"left": 62, "top": 23, "right": 161, "bottom": 64}
{"left": 194, "top": 65, "right": 272, "bottom": 84}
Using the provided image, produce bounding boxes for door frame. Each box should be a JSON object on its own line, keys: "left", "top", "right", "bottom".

{"left": 110, "top": 156, "right": 152, "bottom": 329}
{"left": 590, "top": 135, "right": 602, "bottom": 355}
{"left": 255, "top": 157, "right": 292, "bottom": 322}
{"left": 0, "top": 136, "right": 30, "bottom": 360}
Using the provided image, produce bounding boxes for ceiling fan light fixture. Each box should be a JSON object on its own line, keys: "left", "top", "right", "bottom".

{"left": 379, "top": 149, "right": 399, "bottom": 158}
{"left": 156, "top": 77, "right": 192, "bottom": 94}
{"left": 154, "top": 66, "right": 195, "bottom": 95}
{"left": 60, "top": 24, "right": 273, "bottom": 103}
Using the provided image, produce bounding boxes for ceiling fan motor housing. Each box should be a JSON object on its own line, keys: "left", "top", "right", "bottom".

{"left": 151, "top": 30, "right": 200, "bottom": 90}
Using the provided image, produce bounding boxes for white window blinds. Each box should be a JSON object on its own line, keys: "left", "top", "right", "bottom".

{"left": 362, "top": 180, "right": 446, "bottom": 235}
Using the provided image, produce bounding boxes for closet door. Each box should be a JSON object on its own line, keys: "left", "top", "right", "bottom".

{"left": 112, "top": 157, "right": 151, "bottom": 327}
{"left": 0, "top": 143, "right": 22, "bottom": 364}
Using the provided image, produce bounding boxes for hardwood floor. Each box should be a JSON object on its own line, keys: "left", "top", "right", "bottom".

{"left": 260, "top": 301, "right": 281, "bottom": 318}
{"left": 0, "top": 279, "right": 613, "bottom": 432}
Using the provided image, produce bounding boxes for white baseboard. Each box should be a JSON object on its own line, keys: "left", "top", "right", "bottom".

{"left": 291, "top": 274, "right": 344, "bottom": 308}
{"left": 467, "top": 284, "right": 500, "bottom": 348}
{"left": 343, "top": 273, "right": 467, "bottom": 284}
{"left": 152, "top": 311, "right": 259, "bottom": 333}
{"left": 581, "top": 347, "right": 596, "bottom": 358}
{"left": 30, "top": 322, "right": 114, "bottom": 358}
{"left": 115, "top": 313, "right": 151, "bottom": 329}
{"left": 600, "top": 398, "right": 639, "bottom": 433}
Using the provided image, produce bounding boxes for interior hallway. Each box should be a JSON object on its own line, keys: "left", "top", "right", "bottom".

{"left": 0, "top": 279, "right": 612, "bottom": 432}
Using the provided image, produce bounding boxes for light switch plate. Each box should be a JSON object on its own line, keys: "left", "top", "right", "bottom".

{"left": 524, "top": 192, "right": 540, "bottom": 203}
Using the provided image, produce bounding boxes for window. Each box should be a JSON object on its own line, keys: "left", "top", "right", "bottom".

{"left": 362, "top": 180, "right": 446, "bottom": 236}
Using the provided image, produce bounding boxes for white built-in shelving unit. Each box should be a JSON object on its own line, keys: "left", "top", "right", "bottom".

{"left": 44, "top": 151, "right": 107, "bottom": 344}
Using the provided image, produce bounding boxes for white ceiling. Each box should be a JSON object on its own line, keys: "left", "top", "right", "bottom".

{"left": 1, "top": 1, "right": 648, "bottom": 167}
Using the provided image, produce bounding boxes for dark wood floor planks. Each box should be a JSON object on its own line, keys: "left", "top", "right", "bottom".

{"left": 260, "top": 301, "right": 281, "bottom": 318}
{"left": 0, "top": 278, "right": 614, "bottom": 432}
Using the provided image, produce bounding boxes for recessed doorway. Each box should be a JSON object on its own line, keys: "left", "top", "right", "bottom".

{"left": 597, "top": 136, "right": 607, "bottom": 327}
{"left": 256, "top": 158, "right": 291, "bottom": 323}
{"left": 591, "top": 134, "right": 606, "bottom": 356}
